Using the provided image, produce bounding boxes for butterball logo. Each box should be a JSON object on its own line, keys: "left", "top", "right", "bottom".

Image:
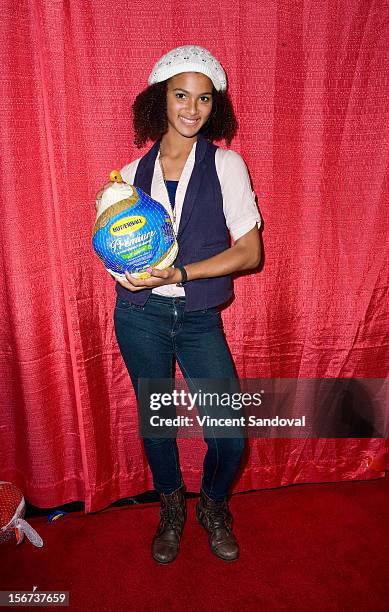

{"left": 109, "top": 216, "right": 146, "bottom": 236}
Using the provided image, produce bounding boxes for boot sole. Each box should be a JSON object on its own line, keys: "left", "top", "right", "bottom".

{"left": 152, "top": 554, "right": 179, "bottom": 564}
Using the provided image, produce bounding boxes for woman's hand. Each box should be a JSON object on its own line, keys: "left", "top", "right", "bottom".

{"left": 116, "top": 267, "right": 182, "bottom": 292}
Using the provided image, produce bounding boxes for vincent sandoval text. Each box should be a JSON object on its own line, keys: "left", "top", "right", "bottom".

{"left": 149, "top": 416, "right": 306, "bottom": 427}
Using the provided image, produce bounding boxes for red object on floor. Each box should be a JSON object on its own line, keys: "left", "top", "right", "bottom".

{"left": 1, "top": 477, "right": 388, "bottom": 610}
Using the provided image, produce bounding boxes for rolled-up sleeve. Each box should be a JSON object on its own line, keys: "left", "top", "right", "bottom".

{"left": 215, "top": 148, "right": 262, "bottom": 241}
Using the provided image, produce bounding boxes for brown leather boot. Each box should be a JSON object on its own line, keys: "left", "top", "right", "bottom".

{"left": 196, "top": 489, "right": 239, "bottom": 561}
{"left": 151, "top": 485, "right": 186, "bottom": 564}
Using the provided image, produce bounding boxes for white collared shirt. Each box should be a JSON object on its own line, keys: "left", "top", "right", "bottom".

{"left": 120, "top": 141, "right": 261, "bottom": 297}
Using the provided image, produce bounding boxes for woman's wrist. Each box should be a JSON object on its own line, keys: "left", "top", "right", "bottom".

{"left": 175, "top": 266, "right": 188, "bottom": 287}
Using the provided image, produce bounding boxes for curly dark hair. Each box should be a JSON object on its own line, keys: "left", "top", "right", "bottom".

{"left": 132, "top": 81, "right": 238, "bottom": 148}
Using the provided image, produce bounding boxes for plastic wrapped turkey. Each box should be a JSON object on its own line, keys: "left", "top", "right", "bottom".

{"left": 93, "top": 171, "right": 178, "bottom": 280}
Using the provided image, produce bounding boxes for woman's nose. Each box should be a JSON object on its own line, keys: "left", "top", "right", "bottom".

{"left": 186, "top": 98, "right": 198, "bottom": 115}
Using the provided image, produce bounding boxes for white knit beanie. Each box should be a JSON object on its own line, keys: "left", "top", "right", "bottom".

{"left": 148, "top": 45, "right": 227, "bottom": 92}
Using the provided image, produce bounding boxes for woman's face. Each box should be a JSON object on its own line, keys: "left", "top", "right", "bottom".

{"left": 165, "top": 72, "right": 213, "bottom": 140}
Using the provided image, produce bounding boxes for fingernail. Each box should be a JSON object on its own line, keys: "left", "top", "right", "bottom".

{"left": 146, "top": 267, "right": 152, "bottom": 273}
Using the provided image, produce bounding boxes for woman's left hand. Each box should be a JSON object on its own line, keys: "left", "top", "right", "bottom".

{"left": 116, "top": 267, "right": 181, "bottom": 292}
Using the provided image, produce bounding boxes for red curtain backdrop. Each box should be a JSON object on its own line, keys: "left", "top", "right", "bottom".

{"left": 0, "top": 0, "right": 388, "bottom": 512}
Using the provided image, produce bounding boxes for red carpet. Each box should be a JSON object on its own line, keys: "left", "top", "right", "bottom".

{"left": 1, "top": 477, "right": 388, "bottom": 611}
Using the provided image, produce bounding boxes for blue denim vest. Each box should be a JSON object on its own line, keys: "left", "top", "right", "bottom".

{"left": 115, "top": 133, "right": 233, "bottom": 311}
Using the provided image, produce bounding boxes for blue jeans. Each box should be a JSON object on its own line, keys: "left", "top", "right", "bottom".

{"left": 113, "top": 293, "right": 245, "bottom": 501}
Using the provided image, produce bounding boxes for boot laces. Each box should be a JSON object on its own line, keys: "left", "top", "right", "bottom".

{"left": 207, "top": 500, "right": 232, "bottom": 533}
{"left": 160, "top": 492, "right": 184, "bottom": 531}
{"left": 161, "top": 502, "right": 179, "bottom": 527}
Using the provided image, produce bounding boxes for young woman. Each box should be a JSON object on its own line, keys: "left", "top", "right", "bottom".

{"left": 107, "top": 45, "right": 261, "bottom": 563}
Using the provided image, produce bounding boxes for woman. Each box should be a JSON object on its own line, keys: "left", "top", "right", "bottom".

{"left": 107, "top": 45, "right": 261, "bottom": 563}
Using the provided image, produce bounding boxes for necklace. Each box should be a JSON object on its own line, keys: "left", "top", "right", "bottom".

{"left": 159, "top": 154, "right": 176, "bottom": 225}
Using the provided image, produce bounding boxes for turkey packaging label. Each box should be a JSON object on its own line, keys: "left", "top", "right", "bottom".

{"left": 93, "top": 181, "right": 178, "bottom": 280}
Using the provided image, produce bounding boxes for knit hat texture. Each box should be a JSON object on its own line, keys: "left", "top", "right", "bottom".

{"left": 148, "top": 45, "right": 227, "bottom": 92}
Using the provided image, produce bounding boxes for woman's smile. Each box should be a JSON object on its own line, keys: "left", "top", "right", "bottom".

{"left": 179, "top": 116, "right": 201, "bottom": 125}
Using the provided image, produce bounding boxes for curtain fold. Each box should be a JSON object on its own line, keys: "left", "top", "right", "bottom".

{"left": 0, "top": 0, "right": 388, "bottom": 512}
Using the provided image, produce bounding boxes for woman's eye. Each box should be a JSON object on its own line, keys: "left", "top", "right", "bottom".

{"left": 174, "top": 93, "right": 210, "bottom": 102}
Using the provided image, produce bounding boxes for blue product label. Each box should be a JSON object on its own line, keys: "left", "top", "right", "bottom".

{"left": 93, "top": 188, "right": 175, "bottom": 274}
